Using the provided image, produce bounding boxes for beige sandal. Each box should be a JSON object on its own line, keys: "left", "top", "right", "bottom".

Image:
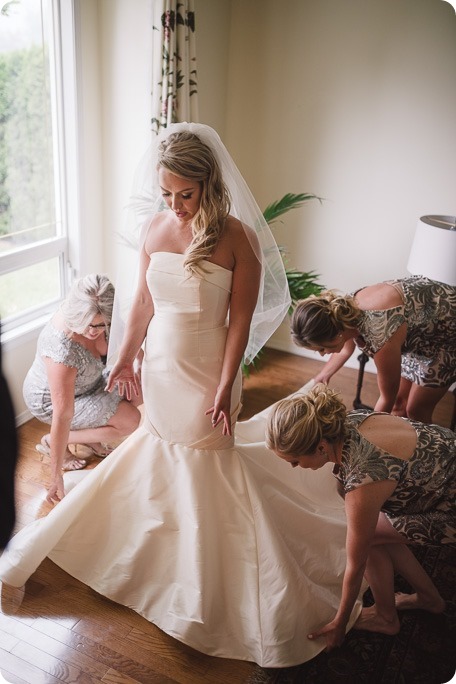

{"left": 69, "top": 443, "right": 113, "bottom": 459}
{"left": 36, "top": 435, "right": 88, "bottom": 471}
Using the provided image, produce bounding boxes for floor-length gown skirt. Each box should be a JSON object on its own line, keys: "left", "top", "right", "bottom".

{"left": 0, "top": 255, "right": 362, "bottom": 666}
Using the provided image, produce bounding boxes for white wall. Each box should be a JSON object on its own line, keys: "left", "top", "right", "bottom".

{"left": 193, "top": 0, "right": 232, "bottom": 137}
{"left": 221, "top": 0, "right": 456, "bottom": 361}
{"left": 99, "top": 0, "right": 153, "bottom": 275}
{"left": 75, "top": 0, "right": 104, "bottom": 276}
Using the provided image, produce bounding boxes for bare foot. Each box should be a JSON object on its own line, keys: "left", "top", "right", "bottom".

{"left": 353, "top": 605, "right": 400, "bottom": 635}
{"left": 395, "top": 591, "right": 445, "bottom": 614}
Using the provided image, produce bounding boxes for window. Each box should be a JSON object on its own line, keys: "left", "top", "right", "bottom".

{"left": 0, "top": 0, "right": 77, "bottom": 338}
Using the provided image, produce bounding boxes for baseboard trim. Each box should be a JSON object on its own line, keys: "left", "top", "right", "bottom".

{"left": 16, "top": 409, "right": 33, "bottom": 427}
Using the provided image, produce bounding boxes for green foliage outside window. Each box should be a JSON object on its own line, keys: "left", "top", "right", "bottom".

{"left": 0, "top": 43, "right": 56, "bottom": 246}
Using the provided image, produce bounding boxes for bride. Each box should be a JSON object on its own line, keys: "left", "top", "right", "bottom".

{"left": 0, "top": 123, "right": 363, "bottom": 667}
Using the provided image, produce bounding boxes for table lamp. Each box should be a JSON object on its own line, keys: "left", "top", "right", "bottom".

{"left": 407, "top": 215, "right": 456, "bottom": 286}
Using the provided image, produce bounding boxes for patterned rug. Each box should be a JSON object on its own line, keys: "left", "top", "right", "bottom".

{"left": 248, "top": 545, "right": 456, "bottom": 684}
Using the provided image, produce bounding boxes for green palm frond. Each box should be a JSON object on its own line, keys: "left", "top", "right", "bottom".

{"left": 263, "top": 193, "right": 322, "bottom": 227}
{"left": 1, "top": 0, "right": 20, "bottom": 15}
{"left": 286, "top": 269, "right": 323, "bottom": 311}
{"left": 241, "top": 348, "right": 264, "bottom": 378}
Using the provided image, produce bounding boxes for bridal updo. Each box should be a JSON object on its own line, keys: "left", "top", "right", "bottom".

{"left": 157, "top": 131, "right": 231, "bottom": 275}
{"left": 291, "top": 290, "right": 361, "bottom": 348}
{"left": 265, "top": 384, "right": 347, "bottom": 456}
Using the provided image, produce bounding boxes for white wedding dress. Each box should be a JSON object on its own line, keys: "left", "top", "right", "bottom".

{"left": 0, "top": 253, "right": 362, "bottom": 667}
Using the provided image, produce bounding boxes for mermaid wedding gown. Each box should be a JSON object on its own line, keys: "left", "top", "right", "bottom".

{"left": 0, "top": 253, "right": 362, "bottom": 667}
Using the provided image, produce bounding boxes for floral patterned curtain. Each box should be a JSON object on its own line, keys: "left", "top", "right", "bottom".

{"left": 151, "top": 0, "right": 199, "bottom": 133}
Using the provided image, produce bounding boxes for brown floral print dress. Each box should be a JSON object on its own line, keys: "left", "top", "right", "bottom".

{"left": 354, "top": 276, "right": 456, "bottom": 388}
{"left": 334, "top": 411, "right": 456, "bottom": 546}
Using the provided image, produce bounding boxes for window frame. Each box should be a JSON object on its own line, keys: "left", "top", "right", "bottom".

{"left": 0, "top": 0, "right": 81, "bottom": 346}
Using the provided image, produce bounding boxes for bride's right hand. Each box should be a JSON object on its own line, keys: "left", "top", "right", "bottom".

{"left": 106, "top": 362, "right": 140, "bottom": 401}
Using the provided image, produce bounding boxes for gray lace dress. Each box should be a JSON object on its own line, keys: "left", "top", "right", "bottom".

{"left": 23, "top": 321, "right": 122, "bottom": 429}
{"left": 354, "top": 275, "right": 456, "bottom": 388}
{"left": 334, "top": 411, "right": 456, "bottom": 546}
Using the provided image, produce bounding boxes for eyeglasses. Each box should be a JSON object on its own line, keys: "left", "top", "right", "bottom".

{"left": 86, "top": 323, "right": 110, "bottom": 330}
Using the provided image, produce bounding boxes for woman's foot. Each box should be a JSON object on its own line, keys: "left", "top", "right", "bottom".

{"left": 395, "top": 591, "right": 445, "bottom": 614}
{"left": 62, "top": 450, "right": 88, "bottom": 471}
{"left": 353, "top": 605, "right": 400, "bottom": 635}
{"left": 35, "top": 434, "right": 51, "bottom": 457}
{"left": 69, "top": 442, "right": 113, "bottom": 459}
{"left": 36, "top": 435, "right": 87, "bottom": 471}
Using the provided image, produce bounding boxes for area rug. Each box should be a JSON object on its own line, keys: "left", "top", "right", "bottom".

{"left": 248, "top": 545, "right": 456, "bottom": 684}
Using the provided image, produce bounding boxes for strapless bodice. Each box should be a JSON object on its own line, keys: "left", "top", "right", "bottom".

{"left": 147, "top": 252, "right": 232, "bottom": 331}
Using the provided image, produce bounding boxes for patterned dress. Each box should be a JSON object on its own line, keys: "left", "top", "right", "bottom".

{"left": 334, "top": 411, "right": 456, "bottom": 546}
{"left": 23, "top": 321, "right": 122, "bottom": 429}
{"left": 354, "top": 275, "right": 456, "bottom": 388}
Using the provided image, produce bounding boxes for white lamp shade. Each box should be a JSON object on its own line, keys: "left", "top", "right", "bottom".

{"left": 407, "top": 215, "right": 456, "bottom": 286}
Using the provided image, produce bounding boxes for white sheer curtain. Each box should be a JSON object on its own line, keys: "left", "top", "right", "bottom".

{"left": 151, "top": 0, "right": 199, "bottom": 133}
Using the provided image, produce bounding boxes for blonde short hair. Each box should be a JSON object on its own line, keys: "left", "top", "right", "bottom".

{"left": 266, "top": 384, "right": 347, "bottom": 456}
{"left": 291, "top": 290, "right": 360, "bottom": 348}
{"left": 158, "top": 131, "right": 231, "bottom": 274}
{"left": 60, "top": 274, "right": 114, "bottom": 334}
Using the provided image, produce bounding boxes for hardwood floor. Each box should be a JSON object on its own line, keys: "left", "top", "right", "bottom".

{"left": 240, "top": 348, "right": 454, "bottom": 429}
{"left": 1, "top": 350, "right": 454, "bottom": 683}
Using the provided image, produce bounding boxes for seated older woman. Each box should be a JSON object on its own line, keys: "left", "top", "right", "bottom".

{"left": 23, "top": 274, "right": 142, "bottom": 504}
{"left": 266, "top": 383, "right": 455, "bottom": 652}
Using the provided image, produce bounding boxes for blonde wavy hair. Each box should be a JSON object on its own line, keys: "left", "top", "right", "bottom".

{"left": 291, "top": 290, "right": 361, "bottom": 348}
{"left": 60, "top": 274, "right": 115, "bottom": 334}
{"left": 157, "top": 131, "right": 231, "bottom": 274}
{"left": 265, "top": 383, "right": 347, "bottom": 456}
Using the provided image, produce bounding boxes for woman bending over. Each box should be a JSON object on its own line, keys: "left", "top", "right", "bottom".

{"left": 291, "top": 276, "right": 456, "bottom": 422}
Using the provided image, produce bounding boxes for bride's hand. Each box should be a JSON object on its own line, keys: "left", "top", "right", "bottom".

{"left": 206, "top": 385, "right": 232, "bottom": 436}
{"left": 106, "top": 362, "right": 140, "bottom": 401}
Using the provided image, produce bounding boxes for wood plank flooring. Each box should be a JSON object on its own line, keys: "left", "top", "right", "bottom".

{"left": 1, "top": 349, "right": 454, "bottom": 683}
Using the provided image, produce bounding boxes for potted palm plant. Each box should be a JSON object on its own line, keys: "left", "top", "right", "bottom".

{"left": 242, "top": 192, "right": 324, "bottom": 376}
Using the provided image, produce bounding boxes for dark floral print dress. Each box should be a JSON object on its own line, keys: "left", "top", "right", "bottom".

{"left": 354, "top": 275, "right": 456, "bottom": 388}
{"left": 334, "top": 411, "right": 456, "bottom": 546}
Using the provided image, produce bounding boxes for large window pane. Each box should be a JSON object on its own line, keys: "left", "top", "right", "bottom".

{"left": 0, "top": 0, "right": 68, "bottom": 332}
{"left": 0, "top": 0, "right": 59, "bottom": 248}
{"left": 0, "top": 256, "right": 61, "bottom": 320}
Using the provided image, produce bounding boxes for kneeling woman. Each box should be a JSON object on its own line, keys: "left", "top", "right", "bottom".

{"left": 266, "top": 383, "right": 455, "bottom": 651}
{"left": 23, "top": 274, "right": 142, "bottom": 504}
